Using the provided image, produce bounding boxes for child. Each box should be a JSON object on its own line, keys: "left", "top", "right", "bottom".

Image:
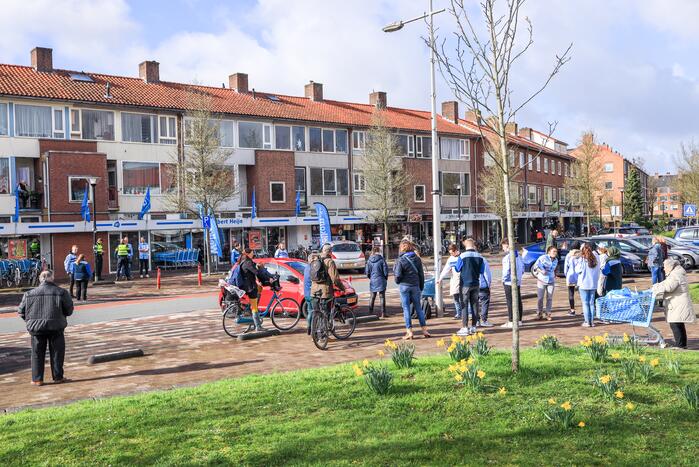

{"left": 501, "top": 239, "right": 524, "bottom": 328}
{"left": 438, "top": 244, "right": 463, "bottom": 320}
{"left": 564, "top": 242, "right": 581, "bottom": 315}
{"left": 533, "top": 246, "right": 558, "bottom": 321}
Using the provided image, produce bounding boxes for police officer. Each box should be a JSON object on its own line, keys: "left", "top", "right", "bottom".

{"left": 93, "top": 238, "right": 104, "bottom": 281}
{"left": 115, "top": 237, "right": 133, "bottom": 281}
{"left": 29, "top": 238, "right": 40, "bottom": 259}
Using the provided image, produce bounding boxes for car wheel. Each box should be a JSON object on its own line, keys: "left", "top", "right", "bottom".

{"left": 682, "top": 255, "right": 694, "bottom": 270}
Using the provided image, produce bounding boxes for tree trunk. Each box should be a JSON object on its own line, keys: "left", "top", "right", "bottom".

{"left": 499, "top": 218, "right": 506, "bottom": 243}
{"left": 383, "top": 221, "right": 390, "bottom": 259}
{"left": 586, "top": 212, "right": 591, "bottom": 236}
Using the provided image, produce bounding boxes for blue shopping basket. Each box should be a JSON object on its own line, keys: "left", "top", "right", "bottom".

{"left": 595, "top": 289, "right": 664, "bottom": 346}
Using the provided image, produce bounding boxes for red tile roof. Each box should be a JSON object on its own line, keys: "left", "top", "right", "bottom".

{"left": 0, "top": 64, "right": 479, "bottom": 137}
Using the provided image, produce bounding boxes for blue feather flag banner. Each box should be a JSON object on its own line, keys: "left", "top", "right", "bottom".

{"left": 12, "top": 187, "right": 20, "bottom": 223}
{"left": 314, "top": 202, "right": 332, "bottom": 245}
{"left": 251, "top": 186, "right": 257, "bottom": 219}
{"left": 138, "top": 186, "right": 151, "bottom": 220}
{"left": 295, "top": 190, "right": 301, "bottom": 216}
{"left": 81, "top": 184, "right": 91, "bottom": 222}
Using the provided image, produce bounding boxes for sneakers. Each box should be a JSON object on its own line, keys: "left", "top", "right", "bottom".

{"left": 469, "top": 326, "right": 477, "bottom": 334}
{"left": 480, "top": 320, "right": 494, "bottom": 327}
{"left": 140, "top": 275, "right": 143, "bottom": 279}
{"left": 582, "top": 322, "right": 591, "bottom": 327}
{"left": 456, "top": 327, "right": 470, "bottom": 336}
{"left": 501, "top": 321, "right": 513, "bottom": 328}
{"left": 453, "top": 314, "right": 461, "bottom": 320}
{"left": 568, "top": 309, "right": 576, "bottom": 316}
{"left": 546, "top": 313, "right": 552, "bottom": 322}
{"left": 146, "top": 274, "right": 150, "bottom": 278}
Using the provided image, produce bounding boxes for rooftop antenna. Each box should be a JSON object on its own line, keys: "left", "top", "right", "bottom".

{"left": 104, "top": 81, "right": 112, "bottom": 98}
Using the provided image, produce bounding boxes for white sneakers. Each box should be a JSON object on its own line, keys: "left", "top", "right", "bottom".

{"left": 480, "top": 321, "right": 494, "bottom": 327}
{"left": 501, "top": 321, "right": 513, "bottom": 328}
{"left": 456, "top": 327, "right": 470, "bottom": 336}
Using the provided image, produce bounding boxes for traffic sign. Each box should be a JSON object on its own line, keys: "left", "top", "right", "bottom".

{"left": 202, "top": 215, "right": 211, "bottom": 229}
{"left": 683, "top": 204, "right": 697, "bottom": 217}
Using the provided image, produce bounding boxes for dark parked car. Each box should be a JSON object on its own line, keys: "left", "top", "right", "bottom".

{"left": 591, "top": 236, "right": 687, "bottom": 270}
{"left": 597, "top": 226, "right": 650, "bottom": 237}
{"left": 635, "top": 235, "right": 699, "bottom": 269}
{"left": 674, "top": 226, "right": 699, "bottom": 247}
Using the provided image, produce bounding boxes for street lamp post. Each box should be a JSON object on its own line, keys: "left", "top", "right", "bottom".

{"left": 384, "top": 1, "right": 446, "bottom": 316}
{"left": 456, "top": 184, "right": 463, "bottom": 240}
{"left": 619, "top": 188, "right": 625, "bottom": 224}
{"left": 87, "top": 176, "right": 100, "bottom": 281}
{"left": 598, "top": 196, "right": 603, "bottom": 229}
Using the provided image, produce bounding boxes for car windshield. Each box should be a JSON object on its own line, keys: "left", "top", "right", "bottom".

{"left": 332, "top": 243, "right": 360, "bottom": 252}
{"left": 285, "top": 261, "right": 307, "bottom": 275}
{"left": 622, "top": 239, "right": 647, "bottom": 250}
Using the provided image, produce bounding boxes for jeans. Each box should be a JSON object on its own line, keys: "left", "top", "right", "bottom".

{"left": 117, "top": 256, "right": 131, "bottom": 279}
{"left": 669, "top": 322, "right": 687, "bottom": 348}
{"left": 568, "top": 285, "right": 576, "bottom": 310}
{"left": 400, "top": 284, "right": 425, "bottom": 329}
{"left": 139, "top": 258, "right": 149, "bottom": 276}
{"left": 75, "top": 279, "right": 88, "bottom": 301}
{"left": 94, "top": 254, "right": 103, "bottom": 281}
{"left": 650, "top": 266, "right": 665, "bottom": 285}
{"left": 452, "top": 293, "right": 463, "bottom": 318}
{"left": 30, "top": 331, "right": 65, "bottom": 382}
{"left": 503, "top": 283, "right": 523, "bottom": 322}
{"left": 579, "top": 289, "right": 596, "bottom": 324}
{"left": 369, "top": 291, "right": 386, "bottom": 317}
{"left": 479, "top": 288, "right": 490, "bottom": 322}
{"left": 68, "top": 273, "right": 75, "bottom": 298}
{"left": 460, "top": 285, "right": 479, "bottom": 328}
{"left": 537, "top": 282, "right": 555, "bottom": 315}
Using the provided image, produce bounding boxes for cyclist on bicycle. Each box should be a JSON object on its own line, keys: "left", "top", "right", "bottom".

{"left": 233, "top": 247, "right": 275, "bottom": 331}
{"left": 310, "top": 243, "right": 345, "bottom": 325}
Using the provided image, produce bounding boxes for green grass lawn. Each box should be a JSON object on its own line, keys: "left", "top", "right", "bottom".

{"left": 690, "top": 283, "right": 699, "bottom": 304}
{"left": 1, "top": 346, "right": 698, "bottom": 466}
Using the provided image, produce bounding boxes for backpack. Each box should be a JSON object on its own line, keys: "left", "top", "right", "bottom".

{"left": 310, "top": 256, "right": 329, "bottom": 283}
{"left": 228, "top": 264, "right": 245, "bottom": 288}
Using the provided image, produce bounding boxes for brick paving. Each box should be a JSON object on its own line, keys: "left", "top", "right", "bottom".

{"left": 1, "top": 273, "right": 696, "bottom": 413}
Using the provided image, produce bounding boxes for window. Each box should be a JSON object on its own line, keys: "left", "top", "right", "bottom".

{"left": 310, "top": 168, "right": 347, "bottom": 195}
{"left": 536, "top": 156, "right": 541, "bottom": 172}
{"left": 414, "top": 185, "right": 426, "bottom": 202}
{"left": 528, "top": 185, "right": 536, "bottom": 203}
{"left": 70, "top": 109, "right": 80, "bottom": 137}
{"left": 160, "top": 163, "right": 177, "bottom": 193}
{"left": 15, "top": 104, "right": 52, "bottom": 137}
{"left": 604, "top": 163, "right": 613, "bottom": 172}
{"left": 353, "top": 171, "right": 366, "bottom": 192}
{"left": 352, "top": 131, "right": 366, "bottom": 152}
{"left": 68, "top": 177, "right": 92, "bottom": 203}
{"left": 440, "top": 138, "right": 469, "bottom": 160}
{"left": 484, "top": 151, "right": 496, "bottom": 167}
{"left": 122, "top": 113, "right": 157, "bottom": 143}
{"left": 159, "top": 116, "right": 177, "bottom": 144}
{"left": 441, "top": 172, "right": 467, "bottom": 196}
{"left": 396, "top": 134, "right": 414, "bottom": 157}
{"left": 323, "top": 168, "right": 336, "bottom": 194}
{"left": 557, "top": 161, "right": 562, "bottom": 175}
{"left": 509, "top": 149, "right": 515, "bottom": 167}
{"left": 310, "top": 167, "right": 323, "bottom": 195}
{"left": 605, "top": 181, "right": 613, "bottom": 190}
{"left": 309, "top": 127, "right": 322, "bottom": 152}
{"left": 544, "top": 158, "right": 549, "bottom": 173}
{"left": 417, "top": 136, "right": 432, "bottom": 158}
{"left": 238, "top": 121, "right": 266, "bottom": 148}
{"left": 322, "top": 129, "right": 335, "bottom": 152}
{"left": 527, "top": 154, "right": 533, "bottom": 170}
{"left": 0, "top": 158, "right": 9, "bottom": 194}
{"left": 678, "top": 229, "right": 696, "bottom": 240}
{"left": 81, "top": 109, "right": 114, "bottom": 140}
{"left": 544, "top": 186, "right": 552, "bottom": 205}
{"left": 294, "top": 167, "right": 307, "bottom": 206}
{"left": 292, "top": 126, "right": 306, "bottom": 151}
{"left": 564, "top": 163, "right": 569, "bottom": 177}
{"left": 335, "top": 130, "right": 347, "bottom": 153}
{"left": 122, "top": 162, "right": 160, "bottom": 194}
{"left": 0, "top": 103, "right": 8, "bottom": 136}
{"left": 275, "top": 125, "right": 291, "bottom": 150}
{"left": 53, "top": 108, "right": 64, "bottom": 139}
{"left": 671, "top": 204, "right": 679, "bottom": 210}
{"left": 519, "top": 151, "right": 525, "bottom": 168}
{"left": 270, "top": 182, "right": 286, "bottom": 203}
{"left": 485, "top": 187, "right": 496, "bottom": 203}
{"left": 536, "top": 186, "right": 542, "bottom": 204}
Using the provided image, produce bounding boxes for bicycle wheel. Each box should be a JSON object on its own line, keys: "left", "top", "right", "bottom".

{"left": 330, "top": 305, "right": 356, "bottom": 340}
{"left": 269, "top": 297, "right": 301, "bottom": 331}
{"left": 222, "top": 302, "right": 253, "bottom": 338}
{"left": 311, "top": 311, "right": 329, "bottom": 350}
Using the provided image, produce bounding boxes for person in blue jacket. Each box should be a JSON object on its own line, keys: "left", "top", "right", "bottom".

{"left": 575, "top": 242, "right": 601, "bottom": 327}
{"left": 478, "top": 255, "right": 493, "bottom": 327}
{"left": 274, "top": 242, "right": 289, "bottom": 259}
{"left": 533, "top": 245, "right": 558, "bottom": 321}
{"left": 230, "top": 241, "right": 241, "bottom": 265}
{"left": 601, "top": 245, "right": 623, "bottom": 295}
{"left": 394, "top": 240, "right": 428, "bottom": 340}
{"left": 365, "top": 246, "right": 389, "bottom": 318}
{"left": 72, "top": 254, "right": 93, "bottom": 302}
{"left": 647, "top": 236, "right": 666, "bottom": 284}
{"left": 500, "top": 239, "right": 525, "bottom": 328}
{"left": 564, "top": 242, "right": 581, "bottom": 316}
{"left": 455, "top": 238, "right": 485, "bottom": 336}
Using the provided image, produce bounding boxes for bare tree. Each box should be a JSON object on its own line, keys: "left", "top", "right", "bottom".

{"left": 645, "top": 174, "right": 659, "bottom": 220}
{"left": 568, "top": 131, "right": 604, "bottom": 235}
{"left": 359, "top": 112, "right": 412, "bottom": 257}
{"left": 478, "top": 143, "right": 520, "bottom": 237}
{"left": 432, "top": 0, "right": 572, "bottom": 372}
{"left": 675, "top": 143, "right": 699, "bottom": 206}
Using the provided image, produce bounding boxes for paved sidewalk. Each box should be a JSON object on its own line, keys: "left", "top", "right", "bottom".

{"left": 1, "top": 274, "right": 695, "bottom": 413}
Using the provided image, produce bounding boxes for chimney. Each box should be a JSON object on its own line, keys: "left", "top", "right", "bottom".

{"left": 441, "top": 101, "right": 458, "bottom": 123}
{"left": 465, "top": 109, "right": 482, "bottom": 124}
{"left": 139, "top": 60, "right": 160, "bottom": 83}
{"left": 304, "top": 81, "right": 323, "bottom": 101}
{"left": 505, "top": 122, "right": 518, "bottom": 135}
{"left": 370, "top": 91, "right": 387, "bottom": 109}
{"left": 229, "top": 73, "right": 248, "bottom": 93}
{"left": 31, "top": 47, "right": 53, "bottom": 72}
{"left": 518, "top": 127, "right": 533, "bottom": 140}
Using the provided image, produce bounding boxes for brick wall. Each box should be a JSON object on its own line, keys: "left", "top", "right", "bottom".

{"left": 45, "top": 151, "right": 109, "bottom": 221}
{"left": 52, "top": 232, "right": 95, "bottom": 280}
{"left": 404, "top": 158, "right": 433, "bottom": 211}
{"left": 247, "top": 150, "right": 295, "bottom": 215}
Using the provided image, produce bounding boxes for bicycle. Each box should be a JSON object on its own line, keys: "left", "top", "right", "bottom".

{"left": 310, "top": 294, "right": 357, "bottom": 350}
{"left": 221, "top": 274, "right": 301, "bottom": 338}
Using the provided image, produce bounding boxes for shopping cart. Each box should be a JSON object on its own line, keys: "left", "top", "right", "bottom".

{"left": 595, "top": 289, "right": 665, "bottom": 347}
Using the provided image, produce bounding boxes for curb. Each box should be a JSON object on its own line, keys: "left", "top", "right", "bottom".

{"left": 88, "top": 349, "right": 145, "bottom": 364}
{"left": 237, "top": 329, "right": 281, "bottom": 341}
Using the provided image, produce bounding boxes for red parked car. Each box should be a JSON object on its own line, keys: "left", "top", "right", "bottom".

{"left": 219, "top": 258, "right": 358, "bottom": 312}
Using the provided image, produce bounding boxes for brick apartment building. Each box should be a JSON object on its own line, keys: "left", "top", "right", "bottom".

{"left": 652, "top": 173, "right": 682, "bottom": 218}
{"left": 0, "top": 46, "right": 581, "bottom": 275}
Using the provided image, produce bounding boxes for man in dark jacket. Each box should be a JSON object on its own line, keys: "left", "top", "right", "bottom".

{"left": 455, "top": 238, "right": 486, "bottom": 336}
{"left": 237, "top": 248, "right": 273, "bottom": 331}
{"left": 365, "top": 246, "right": 389, "bottom": 318}
{"left": 18, "top": 270, "right": 74, "bottom": 386}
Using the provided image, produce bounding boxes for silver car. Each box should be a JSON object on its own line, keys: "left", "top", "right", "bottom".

{"left": 328, "top": 241, "right": 367, "bottom": 271}
{"left": 635, "top": 235, "right": 699, "bottom": 269}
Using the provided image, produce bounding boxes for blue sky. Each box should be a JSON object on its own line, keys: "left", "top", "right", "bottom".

{"left": 2, "top": 0, "right": 699, "bottom": 174}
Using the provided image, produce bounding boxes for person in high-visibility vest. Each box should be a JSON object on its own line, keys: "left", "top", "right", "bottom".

{"left": 29, "top": 238, "right": 40, "bottom": 259}
{"left": 115, "top": 237, "right": 133, "bottom": 281}
{"left": 93, "top": 238, "right": 104, "bottom": 281}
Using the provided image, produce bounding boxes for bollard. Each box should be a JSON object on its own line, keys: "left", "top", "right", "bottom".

{"left": 198, "top": 264, "right": 202, "bottom": 286}
{"left": 156, "top": 267, "right": 161, "bottom": 289}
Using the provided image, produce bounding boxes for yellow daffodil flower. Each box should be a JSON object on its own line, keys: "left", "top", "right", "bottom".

{"left": 352, "top": 364, "right": 364, "bottom": 377}
{"left": 476, "top": 370, "right": 486, "bottom": 379}
{"left": 611, "top": 352, "right": 621, "bottom": 360}
{"left": 625, "top": 402, "right": 635, "bottom": 411}
{"left": 451, "top": 335, "right": 461, "bottom": 343}
{"left": 466, "top": 357, "right": 475, "bottom": 365}
{"left": 548, "top": 398, "right": 557, "bottom": 405}
{"left": 448, "top": 364, "right": 456, "bottom": 373}
{"left": 561, "top": 401, "right": 572, "bottom": 411}
{"left": 447, "top": 344, "right": 456, "bottom": 352}
{"left": 477, "top": 331, "right": 485, "bottom": 339}
{"left": 639, "top": 356, "right": 646, "bottom": 363}
{"left": 498, "top": 387, "right": 507, "bottom": 395}
{"left": 578, "top": 421, "right": 586, "bottom": 428}
{"left": 454, "top": 374, "right": 463, "bottom": 382}
{"left": 615, "top": 390, "right": 624, "bottom": 399}
{"left": 436, "top": 338, "right": 445, "bottom": 348}
{"left": 650, "top": 358, "right": 659, "bottom": 367}
{"left": 623, "top": 333, "right": 630, "bottom": 343}
{"left": 377, "top": 350, "right": 385, "bottom": 357}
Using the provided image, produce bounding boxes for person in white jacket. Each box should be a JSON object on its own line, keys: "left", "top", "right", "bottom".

{"left": 438, "top": 243, "right": 463, "bottom": 320}
{"left": 652, "top": 258, "right": 695, "bottom": 349}
{"left": 564, "top": 242, "right": 581, "bottom": 316}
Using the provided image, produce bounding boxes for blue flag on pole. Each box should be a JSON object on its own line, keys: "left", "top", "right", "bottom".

{"left": 80, "top": 185, "right": 91, "bottom": 222}
{"left": 251, "top": 186, "right": 257, "bottom": 219}
{"left": 314, "top": 202, "right": 332, "bottom": 245}
{"left": 295, "top": 190, "right": 301, "bottom": 216}
{"left": 12, "top": 187, "right": 20, "bottom": 223}
{"left": 208, "top": 210, "right": 223, "bottom": 257}
{"left": 138, "top": 186, "right": 151, "bottom": 220}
